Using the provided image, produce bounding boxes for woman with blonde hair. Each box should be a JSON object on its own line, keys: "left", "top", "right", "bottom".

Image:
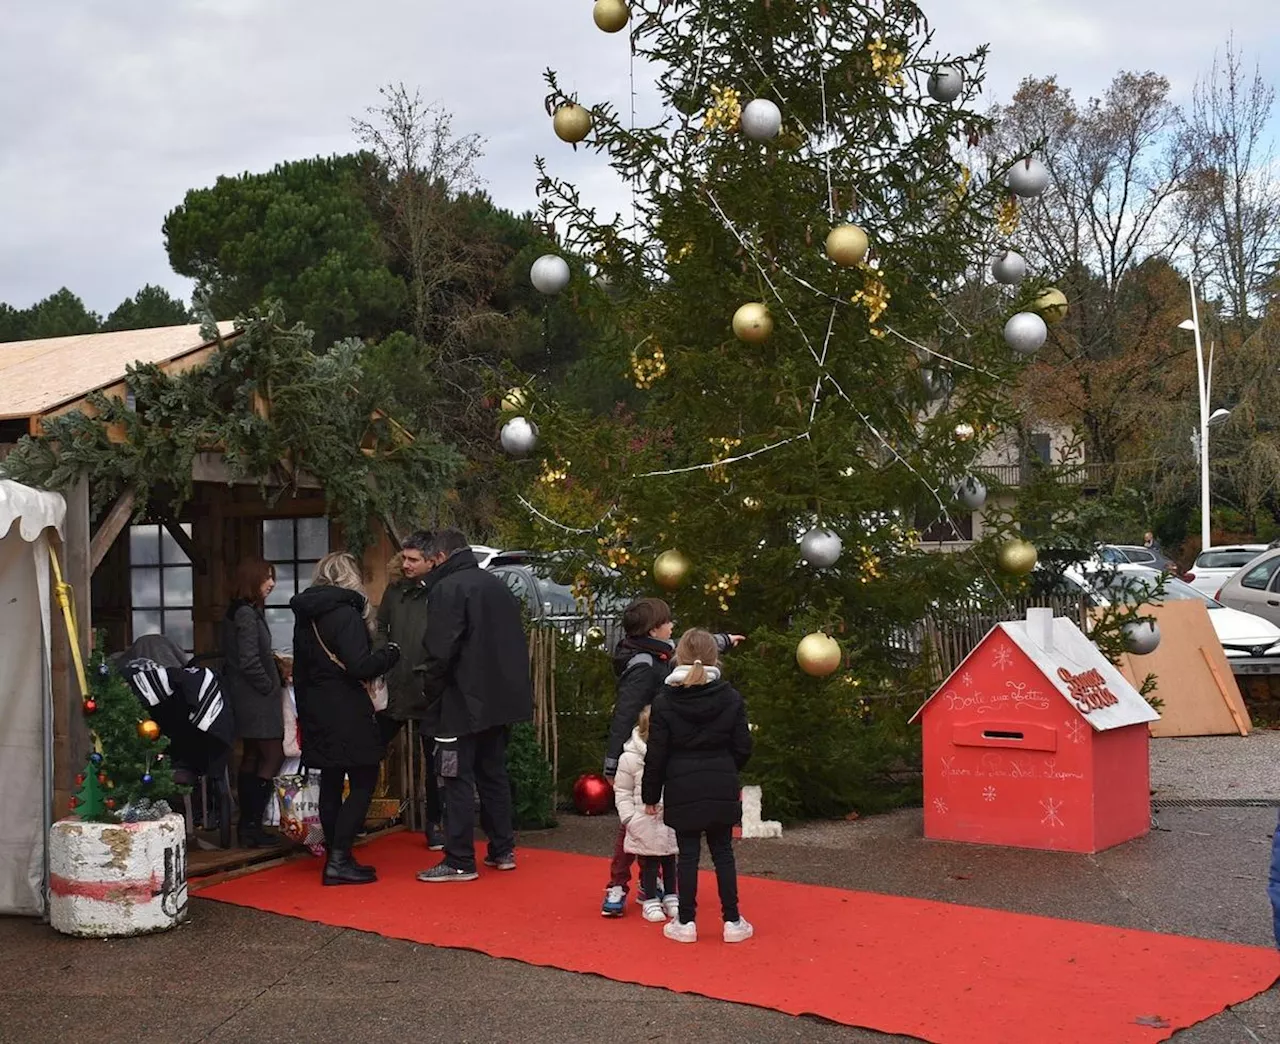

{"left": 291, "top": 551, "right": 400, "bottom": 885}
{"left": 642, "top": 628, "right": 753, "bottom": 944}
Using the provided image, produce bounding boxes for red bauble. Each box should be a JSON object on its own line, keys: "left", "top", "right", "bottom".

{"left": 104, "top": 799, "right": 115, "bottom": 810}
{"left": 83, "top": 699, "right": 97, "bottom": 714}
{"left": 68, "top": 797, "right": 78, "bottom": 810}
{"left": 97, "top": 773, "right": 107, "bottom": 785}
{"left": 572, "top": 773, "right": 615, "bottom": 816}
{"left": 75, "top": 774, "right": 85, "bottom": 786}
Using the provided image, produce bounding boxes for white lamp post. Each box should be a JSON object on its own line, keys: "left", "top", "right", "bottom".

{"left": 1178, "top": 284, "right": 1227, "bottom": 555}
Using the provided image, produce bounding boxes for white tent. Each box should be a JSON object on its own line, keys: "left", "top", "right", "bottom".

{"left": 0, "top": 478, "right": 65, "bottom": 915}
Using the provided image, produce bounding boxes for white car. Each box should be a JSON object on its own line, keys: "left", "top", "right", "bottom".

{"left": 1064, "top": 563, "right": 1280, "bottom": 659}
{"left": 1184, "top": 545, "right": 1268, "bottom": 597}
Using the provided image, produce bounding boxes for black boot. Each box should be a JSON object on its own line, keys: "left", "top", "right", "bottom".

{"left": 239, "top": 776, "right": 277, "bottom": 849}
{"left": 323, "top": 849, "right": 377, "bottom": 886}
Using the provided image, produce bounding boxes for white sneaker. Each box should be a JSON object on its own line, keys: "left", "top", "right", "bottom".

{"left": 723, "top": 917, "right": 754, "bottom": 943}
{"left": 642, "top": 898, "right": 667, "bottom": 922}
{"left": 663, "top": 918, "right": 697, "bottom": 943}
{"left": 662, "top": 894, "right": 680, "bottom": 920}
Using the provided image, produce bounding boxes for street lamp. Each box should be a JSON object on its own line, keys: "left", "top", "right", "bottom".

{"left": 1178, "top": 285, "right": 1225, "bottom": 554}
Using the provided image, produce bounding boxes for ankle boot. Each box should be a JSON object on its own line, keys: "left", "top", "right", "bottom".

{"left": 323, "top": 849, "right": 377, "bottom": 886}
{"left": 236, "top": 772, "right": 261, "bottom": 848}
{"left": 240, "top": 777, "right": 278, "bottom": 848}
{"left": 349, "top": 847, "right": 376, "bottom": 873}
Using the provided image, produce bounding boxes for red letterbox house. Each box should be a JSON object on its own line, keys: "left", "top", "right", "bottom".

{"left": 911, "top": 609, "right": 1160, "bottom": 854}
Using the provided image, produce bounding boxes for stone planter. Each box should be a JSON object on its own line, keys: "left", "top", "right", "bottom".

{"left": 48, "top": 813, "right": 189, "bottom": 937}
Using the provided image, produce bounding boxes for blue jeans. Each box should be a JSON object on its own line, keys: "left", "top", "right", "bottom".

{"left": 1269, "top": 812, "right": 1280, "bottom": 947}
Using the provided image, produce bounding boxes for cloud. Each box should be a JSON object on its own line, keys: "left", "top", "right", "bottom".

{"left": 0, "top": 0, "right": 1274, "bottom": 315}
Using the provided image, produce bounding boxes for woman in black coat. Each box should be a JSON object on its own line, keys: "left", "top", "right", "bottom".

{"left": 291, "top": 552, "right": 399, "bottom": 885}
{"left": 642, "top": 628, "right": 753, "bottom": 944}
{"left": 222, "top": 557, "right": 285, "bottom": 848}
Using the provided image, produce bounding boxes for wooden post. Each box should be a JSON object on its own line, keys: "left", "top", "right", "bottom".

{"left": 90, "top": 490, "right": 136, "bottom": 573}
{"left": 50, "top": 478, "right": 93, "bottom": 818}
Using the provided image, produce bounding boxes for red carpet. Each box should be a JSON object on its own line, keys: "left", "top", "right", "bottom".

{"left": 199, "top": 832, "right": 1279, "bottom": 1043}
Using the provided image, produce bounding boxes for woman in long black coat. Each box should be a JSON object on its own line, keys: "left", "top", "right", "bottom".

{"left": 222, "top": 557, "right": 285, "bottom": 848}
{"left": 291, "top": 552, "right": 399, "bottom": 885}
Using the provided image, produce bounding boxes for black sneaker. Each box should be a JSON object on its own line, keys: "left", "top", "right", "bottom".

{"left": 417, "top": 863, "right": 479, "bottom": 883}
{"left": 425, "top": 823, "right": 445, "bottom": 851}
{"left": 483, "top": 853, "right": 516, "bottom": 871}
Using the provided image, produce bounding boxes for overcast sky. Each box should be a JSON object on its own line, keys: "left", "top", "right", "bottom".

{"left": 1, "top": 0, "right": 1275, "bottom": 315}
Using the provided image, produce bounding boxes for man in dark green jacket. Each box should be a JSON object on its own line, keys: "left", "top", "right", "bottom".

{"left": 375, "top": 530, "right": 444, "bottom": 849}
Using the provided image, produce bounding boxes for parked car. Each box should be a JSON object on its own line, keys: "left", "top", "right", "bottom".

{"left": 1064, "top": 564, "right": 1280, "bottom": 659}
{"left": 1215, "top": 548, "right": 1280, "bottom": 628}
{"left": 1106, "top": 544, "right": 1182, "bottom": 575}
{"left": 1183, "top": 545, "right": 1268, "bottom": 596}
{"left": 484, "top": 550, "right": 632, "bottom": 648}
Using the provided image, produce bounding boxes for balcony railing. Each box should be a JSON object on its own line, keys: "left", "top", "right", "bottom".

{"left": 980, "top": 462, "right": 1112, "bottom": 489}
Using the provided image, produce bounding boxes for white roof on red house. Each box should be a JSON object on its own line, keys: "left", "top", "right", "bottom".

{"left": 912, "top": 609, "right": 1160, "bottom": 732}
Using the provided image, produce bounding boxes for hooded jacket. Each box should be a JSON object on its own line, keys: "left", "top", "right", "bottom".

{"left": 613, "top": 729, "right": 678, "bottom": 857}
{"left": 641, "top": 671, "right": 752, "bottom": 833}
{"left": 290, "top": 584, "right": 399, "bottom": 768}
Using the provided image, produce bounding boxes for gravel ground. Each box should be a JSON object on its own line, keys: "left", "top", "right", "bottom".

{"left": 1150, "top": 731, "right": 1280, "bottom": 802}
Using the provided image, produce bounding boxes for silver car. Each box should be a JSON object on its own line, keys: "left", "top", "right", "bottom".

{"left": 1215, "top": 548, "right": 1280, "bottom": 626}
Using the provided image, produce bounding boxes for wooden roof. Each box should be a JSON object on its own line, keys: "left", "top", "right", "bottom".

{"left": 0, "top": 322, "right": 238, "bottom": 422}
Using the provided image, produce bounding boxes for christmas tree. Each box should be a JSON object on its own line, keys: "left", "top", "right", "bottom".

{"left": 505, "top": 2, "right": 1065, "bottom": 818}
{"left": 74, "top": 636, "right": 180, "bottom": 822}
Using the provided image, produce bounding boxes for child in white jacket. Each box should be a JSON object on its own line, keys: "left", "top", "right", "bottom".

{"left": 614, "top": 706, "right": 679, "bottom": 922}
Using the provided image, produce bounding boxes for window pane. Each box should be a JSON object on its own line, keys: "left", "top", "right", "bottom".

{"left": 1242, "top": 561, "right": 1279, "bottom": 590}
{"left": 267, "top": 563, "right": 295, "bottom": 604}
{"left": 132, "top": 610, "right": 163, "bottom": 640}
{"left": 130, "top": 525, "right": 161, "bottom": 565}
{"left": 297, "top": 517, "right": 330, "bottom": 561}
{"left": 159, "top": 524, "right": 192, "bottom": 565}
{"left": 163, "top": 611, "right": 194, "bottom": 653}
{"left": 130, "top": 568, "right": 162, "bottom": 608}
{"left": 164, "top": 566, "right": 193, "bottom": 607}
{"left": 297, "top": 562, "right": 320, "bottom": 588}
{"left": 265, "top": 608, "right": 294, "bottom": 653}
{"left": 263, "top": 519, "right": 294, "bottom": 562}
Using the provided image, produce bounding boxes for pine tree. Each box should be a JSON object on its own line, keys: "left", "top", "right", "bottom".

{"left": 508, "top": 2, "right": 1055, "bottom": 818}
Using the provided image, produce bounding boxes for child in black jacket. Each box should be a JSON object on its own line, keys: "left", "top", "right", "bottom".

{"left": 600, "top": 599, "right": 741, "bottom": 917}
{"left": 642, "top": 628, "right": 753, "bottom": 944}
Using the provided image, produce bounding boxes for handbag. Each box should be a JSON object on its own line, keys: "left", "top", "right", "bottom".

{"left": 311, "top": 621, "right": 390, "bottom": 712}
{"left": 274, "top": 771, "right": 325, "bottom": 855}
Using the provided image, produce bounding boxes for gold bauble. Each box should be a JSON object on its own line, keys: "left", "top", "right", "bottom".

{"left": 592, "top": 0, "right": 630, "bottom": 32}
{"left": 732, "top": 302, "right": 773, "bottom": 344}
{"left": 953, "top": 422, "right": 976, "bottom": 443}
{"left": 1034, "top": 287, "right": 1068, "bottom": 324}
{"left": 653, "top": 549, "right": 691, "bottom": 591}
{"left": 136, "top": 719, "right": 161, "bottom": 742}
{"left": 997, "top": 538, "right": 1038, "bottom": 576}
{"left": 825, "top": 224, "right": 869, "bottom": 267}
{"left": 553, "top": 103, "right": 593, "bottom": 144}
{"left": 585, "top": 626, "right": 606, "bottom": 647}
{"left": 500, "top": 387, "right": 528, "bottom": 413}
{"left": 741, "top": 496, "right": 762, "bottom": 511}
{"left": 796, "top": 632, "right": 842, "bottom": 678}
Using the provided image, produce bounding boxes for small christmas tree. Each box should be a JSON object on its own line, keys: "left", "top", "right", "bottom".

{"left": 75, "top": 635, "right": 181, "bottom": 822}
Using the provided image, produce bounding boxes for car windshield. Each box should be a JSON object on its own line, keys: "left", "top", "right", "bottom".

{"left": 1194, "top": 550, "right": 1263, "bottom": 569}
{"left": 1092, "top": 572, "right": 1223, "bottom": 608}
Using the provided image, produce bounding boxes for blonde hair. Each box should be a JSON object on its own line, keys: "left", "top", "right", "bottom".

{"left": 636, "top": 705, "right": 651, "bottom": 741}
{"left": 313, "top": 552, "right": 374, "bottom": 630}
{"left": 669, "top": 628, "right": 719, "bottom": 687}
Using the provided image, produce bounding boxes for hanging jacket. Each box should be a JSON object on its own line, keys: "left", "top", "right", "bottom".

{"left": 613, "top": 729, "right": 678, "bottom": 857}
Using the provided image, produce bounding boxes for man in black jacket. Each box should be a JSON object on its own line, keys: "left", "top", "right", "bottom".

{"left": 414, "top": 529, "right": 533, "bottom": 882}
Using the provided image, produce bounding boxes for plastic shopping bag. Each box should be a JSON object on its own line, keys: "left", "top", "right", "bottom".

{"left": 274, "top": 771, "right": 325, "bottom": 856}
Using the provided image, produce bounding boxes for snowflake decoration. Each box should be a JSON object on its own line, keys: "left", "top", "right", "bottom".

{"left": 961, "top": 671, "right": 973, "bottom": 688}
{"left": 1040, "top": 798, "right": 1064, "bottom": 828}
{"left": 932, "top": 798, "right": 949, "bottom": 815}
{"left": 982, "top": 786, "right": 997, "bottom": 803}
{"left": 991, "top": 643, "right": 1014, "bottom": 671}
{"left": 1065, "top": 719, "right": 1087, "bottom": 745}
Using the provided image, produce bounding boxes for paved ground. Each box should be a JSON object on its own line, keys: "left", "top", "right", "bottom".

{"left": 3, "top": 737, "right": 1279, "bottom": 1044}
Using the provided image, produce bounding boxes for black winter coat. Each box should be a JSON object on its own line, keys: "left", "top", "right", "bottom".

{"left": 220, "top": 601, "right": 283, "bottom": 740}
{"left": 642, "top": 679, "right": 752, "bottom": 833}
{"left": 291, "top": 585, "right": 399, "bottom": 768}
{"left": 375, "top": 579, "right": 431, "bottom": 721}
{"left": 416, "top": 548, "right": 533, "bottom": 738}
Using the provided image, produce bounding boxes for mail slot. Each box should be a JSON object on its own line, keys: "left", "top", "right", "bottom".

{"left": 952, "top": 721, "right": 1058, "bottom": 753}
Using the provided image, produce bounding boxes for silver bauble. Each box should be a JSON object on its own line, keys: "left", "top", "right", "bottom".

{"left": 1003, "top": 311, "right": 1048, "bottom": 354}
{"left": 927, "top": 66, "right": 964, "bottom": 103}
{"left": 499, "top": 416, "right": 539, "bottom": 457}
{"left": 741, "top": 98, "right": 782, "bottom": 142}
{"left": 1007, "top": 157, "right": 1050, "bottom": 198}
{"left": 991, "top": 251, "right": 1028, "bottom": 286}
{"left": 922, "top": 369, "right": 953, "bottom": 401}
{"left": 1123, "top": 619, "right": 1161, "bottom": 656}
{"left": 954, "top": 476, "right": 987, "bottom": 511}
{"left": 530, "top": 254, "right": 571, "bottom": 295}
{"left": 800, "top": 527, "right": 843, "bottom": 568}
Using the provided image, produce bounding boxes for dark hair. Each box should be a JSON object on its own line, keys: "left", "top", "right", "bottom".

{"left": 429, "top": 528, "right": 469, "bottom": 556}
{"left": 622, "top": 597, "right": 672, "bottom": 638}
{"left": 231, "top": 557, "right": 275, "bottom": 605}
{"left": 401, "top": 529, "right": 434, "bottom": 555}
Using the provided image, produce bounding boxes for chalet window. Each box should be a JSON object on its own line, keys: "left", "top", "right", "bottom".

{"left": 129, "top": 524, "right": 194, "bottom": 655}
{"left": 262, "top": 518, "right": 330, "bottom": 650}
{"left": 1029, "top": 432, "right": 1052, "bottom": 464}
{"left": 918, "top": 511, "right": 974, "bottom": 543}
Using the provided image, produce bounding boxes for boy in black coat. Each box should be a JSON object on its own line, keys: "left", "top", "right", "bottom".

{"left": 600, "top": 598, "right": 742, "bottom": 916}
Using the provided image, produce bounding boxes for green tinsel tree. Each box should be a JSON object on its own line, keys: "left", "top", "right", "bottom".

{"left": 69, "top": 757, "right": 110, "bottom": 821}
{"left": 503, "top": 2, "right": 1077, "bottom": 819}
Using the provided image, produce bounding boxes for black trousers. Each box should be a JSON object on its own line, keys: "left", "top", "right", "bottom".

{"left": 318, "top": 765, "right": 380, "bottom": 854}
{"left": 438, "top": 725, "right": 515, "bottom": 873}
{"left": 378, "top": 714, "right": 443, "bottom": 825}
{"left": 676, "top": 826, "right": 739, "bottom": 925}
{"left": 639, "top": 854, "right": 676, "bottom": 901}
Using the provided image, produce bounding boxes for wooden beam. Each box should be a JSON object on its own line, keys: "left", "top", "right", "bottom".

{"left": 90, "top": 490, "right": 136, "bottom": 574}
{"left": 158, "top": 514, "right": 207, "bottom": 574}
